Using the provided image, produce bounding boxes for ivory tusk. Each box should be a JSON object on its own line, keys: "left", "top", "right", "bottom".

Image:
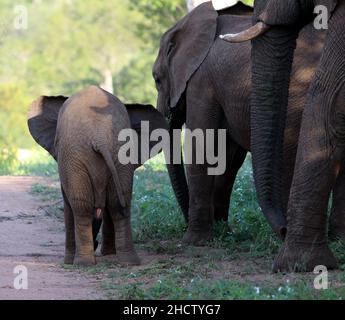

{"left": 220, "top": 22, "right": 270, "bottom": 43}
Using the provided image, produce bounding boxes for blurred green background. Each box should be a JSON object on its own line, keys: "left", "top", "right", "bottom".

{"left": 0, "top": 0, "right": 253, "bottom": 173}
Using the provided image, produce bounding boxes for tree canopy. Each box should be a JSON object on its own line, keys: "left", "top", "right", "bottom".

{"left": 0, "top": 0, "right": 253, "bottom": 150}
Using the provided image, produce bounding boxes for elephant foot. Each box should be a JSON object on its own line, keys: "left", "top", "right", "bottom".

{"left": 182, "top": 228, "right": 213, "bottom": 246}
{"left": 273, "top": 242, "right": 338, "bottom": 272}
{"left": 64, "top": 253, "right": 75, "bottom": 265}
{"left": 115, "top": 251, "right": 141, "bottom": 266}
{"left": 329, "top": 226, "right": 345, "bottom": 242}
{"left": 73, "top": 254, "right": 96, "bottom": 266}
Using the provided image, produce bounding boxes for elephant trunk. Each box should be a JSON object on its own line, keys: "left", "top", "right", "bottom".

{"left": 166, "top": 115, "right": 189, "bottom": 223}
{"left": 251, "top": 27, "right": 299, "bottom": 239}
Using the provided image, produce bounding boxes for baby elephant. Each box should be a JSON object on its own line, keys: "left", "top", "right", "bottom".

{"left": 28, "top": 85, "right": 168, "bottom": 266}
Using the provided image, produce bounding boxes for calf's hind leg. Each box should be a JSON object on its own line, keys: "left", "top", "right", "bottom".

{"left": 62, "top": 188, "right": 75, "bottom": 264}
{"left": 64, "top": 172, "right": 96, "bottom": 266}
{"left": 107, "top": 180, "right": 140, "bottom": 265}
{"left": 71, "top": 200, "right": 96, "bottom": 265}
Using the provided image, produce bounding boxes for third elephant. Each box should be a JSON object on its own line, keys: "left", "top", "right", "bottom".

{"left": 153, "top": 1, "right": 332, "bottom": 244}
{"left": 223, "top": 0, "right": 345, "bottom": 271}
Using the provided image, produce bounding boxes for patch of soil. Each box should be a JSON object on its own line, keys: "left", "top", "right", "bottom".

{"left": 0, "top": 176, "right": 105, "bottom": 300}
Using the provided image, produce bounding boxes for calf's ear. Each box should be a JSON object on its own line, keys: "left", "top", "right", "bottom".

{"left": 125, "top": 104, "right": 168, "bottom": 166}
{"left": 28, "top": 96, "right": 68, "bottom": 160}
{"left": 125, "top": 104, "right": 168, "bottom": 133}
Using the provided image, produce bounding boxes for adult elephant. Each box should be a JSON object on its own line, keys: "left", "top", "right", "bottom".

{"left": 222, "top": 0, "right": 345, "bottom": 271}
{"left": 153, "top": 1, "right": 325, "bottom": 244}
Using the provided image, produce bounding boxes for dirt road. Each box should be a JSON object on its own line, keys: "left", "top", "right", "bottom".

{"left": 0, "top": 176, "right": 105, "bottom": 300}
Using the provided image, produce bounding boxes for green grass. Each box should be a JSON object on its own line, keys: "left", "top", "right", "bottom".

{"left": 14, "top": 149, "right": 345, "bottom": 300}
{"left": 113, "top": 277, "right": 345, "bottom": 300}
{"left": 131, "top": 154, "right": 280, "bottom": 258}
{"left": 83, "top": 254, "right": 345, "bottom": 300}
{"left": 30, "top": 184, "right": 61, "bottom": 202}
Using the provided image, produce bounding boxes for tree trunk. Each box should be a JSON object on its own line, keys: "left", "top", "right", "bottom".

{"left": 186, "top": 0, "right": 209, "bottom": 12}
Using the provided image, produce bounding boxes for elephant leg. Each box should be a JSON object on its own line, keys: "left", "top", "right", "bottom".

{"left": 71, "top": 202, "right": 95, "bottom": 266}
{"left": 59, "top": 164, "right": 96, "bottom": 266}
{"left": 272, "top": 3, "right": 345, "bottom": 272}
{"left": 182, "top": 75, "right": 223, "bottom": 245}
{"left": 101, "top": 208, "right": 116, "bottom": 255}
{"left": 113, "top": 210, "right": 140, "bottom": 265}
{"left": 107, "top": 177, "right": 140, "bottom": 265}
{"left": 329, "top": 162, "right": 345, "bottom": 241}
{"left": 62, "top": 188, "right": 75, "bottom": 265}
{"left": 213, "top": 144, "right": 247, "bottom": 222}
{"left": 183, "top": 170, "right": 215, "bottom": 245}
{"left": 273, "top": 90, "right": 345, "bottom": 272}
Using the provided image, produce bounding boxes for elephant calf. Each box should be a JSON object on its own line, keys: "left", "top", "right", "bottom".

{"left": 28, "top": 85, "right": 167, "bottom": 266}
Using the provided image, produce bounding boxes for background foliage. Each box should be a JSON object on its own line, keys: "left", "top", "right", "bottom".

{"left": 0, "top": 0, "right": 253, "bottom": 157}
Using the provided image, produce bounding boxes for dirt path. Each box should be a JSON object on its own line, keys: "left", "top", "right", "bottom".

{"left": 0, "top": 176, "right": 105, "bottom": 300}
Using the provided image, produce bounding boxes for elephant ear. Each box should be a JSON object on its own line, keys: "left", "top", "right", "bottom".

{"left": 28, "top": 96, "right": 68, "bottom": 160}
{"left": 126, "top": 104, "right": 168, "bottom": 132}
{"left": 125, "top": 104, "right": 168, "bottom": 165}
{"left": 165, "top": 2, "right": 218, "bottom": 109}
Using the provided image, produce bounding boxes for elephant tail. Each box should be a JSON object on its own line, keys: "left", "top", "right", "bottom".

{"left": 97, "top": 145, "right": 127, "bottom": 208}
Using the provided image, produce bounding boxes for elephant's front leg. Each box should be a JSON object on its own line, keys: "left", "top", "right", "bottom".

{"left": 213, "top": 145, "right": 247, "bottom": 222}
{"left": 182, "top": 82, "right": 223, "bottom": 245}
{"left": 273, "top": 22, "right": 345, "bottom": 271}
{"left": 183, "top": 168, "right": 215, "bottom": 244}
{"left": 329, "top": 161, "right": 345, "bottom": 241}
{"left": 213, "top": 172, "right": 231, "bottom": 222}
{"left": 273, "top": 87, "right": 345, "bottom": 272}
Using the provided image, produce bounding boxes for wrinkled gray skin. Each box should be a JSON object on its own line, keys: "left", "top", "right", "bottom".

{"left": 246, "top": 0, "right": 345, "bottom": 271}
{"left": 153, "top": 1, "right": 327, "bottom": 244}
{"left": 28, "top": 86, "right": 168, "bottom": 266}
